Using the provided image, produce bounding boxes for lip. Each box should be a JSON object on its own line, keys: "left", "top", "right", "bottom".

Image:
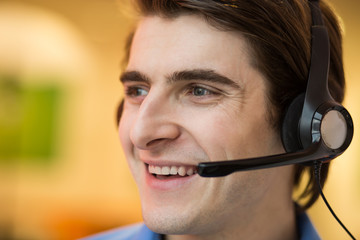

{"left": 144, "top": 163, "right": 199, "bottom": 191}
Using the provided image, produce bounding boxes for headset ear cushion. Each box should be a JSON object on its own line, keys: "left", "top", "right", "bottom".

{"left": 281, "top": 93, "right": 305, "bottom": 153}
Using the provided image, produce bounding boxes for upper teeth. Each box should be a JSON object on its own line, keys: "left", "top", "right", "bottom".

{"left": 148, "top": 165, "right": 197, "bottom": 176}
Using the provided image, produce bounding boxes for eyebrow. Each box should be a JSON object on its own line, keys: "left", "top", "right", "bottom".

{"left": 168, "top": 69, "right": 241, "bottom": 89}
{"left": 120, "top": 69, "right": 241, "bottom": 89}
{"left": 120, "top": 71, "right": 151, "bottom": 84}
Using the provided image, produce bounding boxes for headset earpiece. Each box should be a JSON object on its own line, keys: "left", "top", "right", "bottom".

{"left": 281, "top": 93, "right": 305, "bottom": 153}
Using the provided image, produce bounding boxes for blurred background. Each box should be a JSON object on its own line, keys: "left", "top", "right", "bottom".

{"left": 0, "top": 0, "right": 358, "bottom": 239}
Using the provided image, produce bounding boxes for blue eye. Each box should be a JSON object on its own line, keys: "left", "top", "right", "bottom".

{"left": 192, "top": 87, "right": 212, "bottom": 96}
{"left": 126, "top": 87, "right": 148, "bottom": 97}
{"left": 135, "top": 88, "right": 148, "bottom": 96}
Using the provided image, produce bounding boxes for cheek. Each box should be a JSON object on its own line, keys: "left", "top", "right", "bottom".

{"left": 179, "top": 107, "right": 241, "bottom": 160}
{"left": 118, "top": 108, "right": 144, "bottom": 182}
{"left": 118, "top": 118, "right": 128, "bottom": 148}
{"left": 192, "top": 104, "right": 280, "bottom": 161}
{"left": 118, "top": 106, "right": 135, "bottom": 156}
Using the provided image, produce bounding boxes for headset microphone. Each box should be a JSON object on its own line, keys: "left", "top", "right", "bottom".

{"left": 197, "top": 0, "right": 354, "bottom": 178}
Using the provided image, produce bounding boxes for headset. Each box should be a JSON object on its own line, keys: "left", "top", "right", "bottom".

{"left": 197, "top": 0, "right": 354, "bottom": 177}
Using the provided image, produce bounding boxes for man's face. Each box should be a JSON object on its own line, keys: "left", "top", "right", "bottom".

{"left": 119, "top": 15, "right": 290, "bottom": 236}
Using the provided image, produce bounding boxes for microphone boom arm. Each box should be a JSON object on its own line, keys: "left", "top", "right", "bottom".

{"left": 197, "top": 142, "right": 337, "bottom": 177}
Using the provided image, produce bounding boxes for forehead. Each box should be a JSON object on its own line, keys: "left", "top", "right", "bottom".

{"left": 127, "top": 14, "right": 253, "bottom": 81}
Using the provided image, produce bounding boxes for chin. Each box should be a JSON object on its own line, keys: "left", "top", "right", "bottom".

{"left": 141, "top": 204, "right": 200, "bottom": 235}
{"left": 144, "top": 214, "right": 192, "bottom": 235}
{"left": 141, "top": 199, "right": 223, "bottom": 237}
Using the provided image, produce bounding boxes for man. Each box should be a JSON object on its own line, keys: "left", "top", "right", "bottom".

{"left": 84, "top": 0, "right": 346, "bottom": 239}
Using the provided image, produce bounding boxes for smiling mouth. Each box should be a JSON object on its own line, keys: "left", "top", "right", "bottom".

{"left": 146, "top": 164, "right": 198, "bottom": 179}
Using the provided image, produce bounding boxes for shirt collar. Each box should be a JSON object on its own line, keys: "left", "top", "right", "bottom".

{"left": 297, "top": 211, "right": 321, "bottom": 240}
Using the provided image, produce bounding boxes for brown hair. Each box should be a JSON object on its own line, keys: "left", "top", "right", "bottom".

{"left": 121, "top": 0, "right": 345, "bottom": 210}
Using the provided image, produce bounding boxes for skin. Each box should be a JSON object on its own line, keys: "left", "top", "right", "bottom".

{"left": 119, "top": 14, "right": 297, "bottom": 240}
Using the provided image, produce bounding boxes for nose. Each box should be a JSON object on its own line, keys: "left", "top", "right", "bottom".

{"left": 130, "top": 92, "right": 181, "bottom": 150}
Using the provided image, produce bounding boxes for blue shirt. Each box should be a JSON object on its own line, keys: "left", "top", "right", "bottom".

{"left": 80, "top": 212, "right": 320, "bottom": 240}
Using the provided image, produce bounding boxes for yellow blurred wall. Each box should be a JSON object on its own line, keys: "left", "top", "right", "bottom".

{"left": 0, "top": 0, "right": 358, "bottom": 239}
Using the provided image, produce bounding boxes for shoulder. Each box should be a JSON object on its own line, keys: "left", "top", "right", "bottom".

{"left": 297, "top": 211, "right": 321, "bottom": 240}
{"left": 79, "top": 223, "right": 162, "bottom": 240}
